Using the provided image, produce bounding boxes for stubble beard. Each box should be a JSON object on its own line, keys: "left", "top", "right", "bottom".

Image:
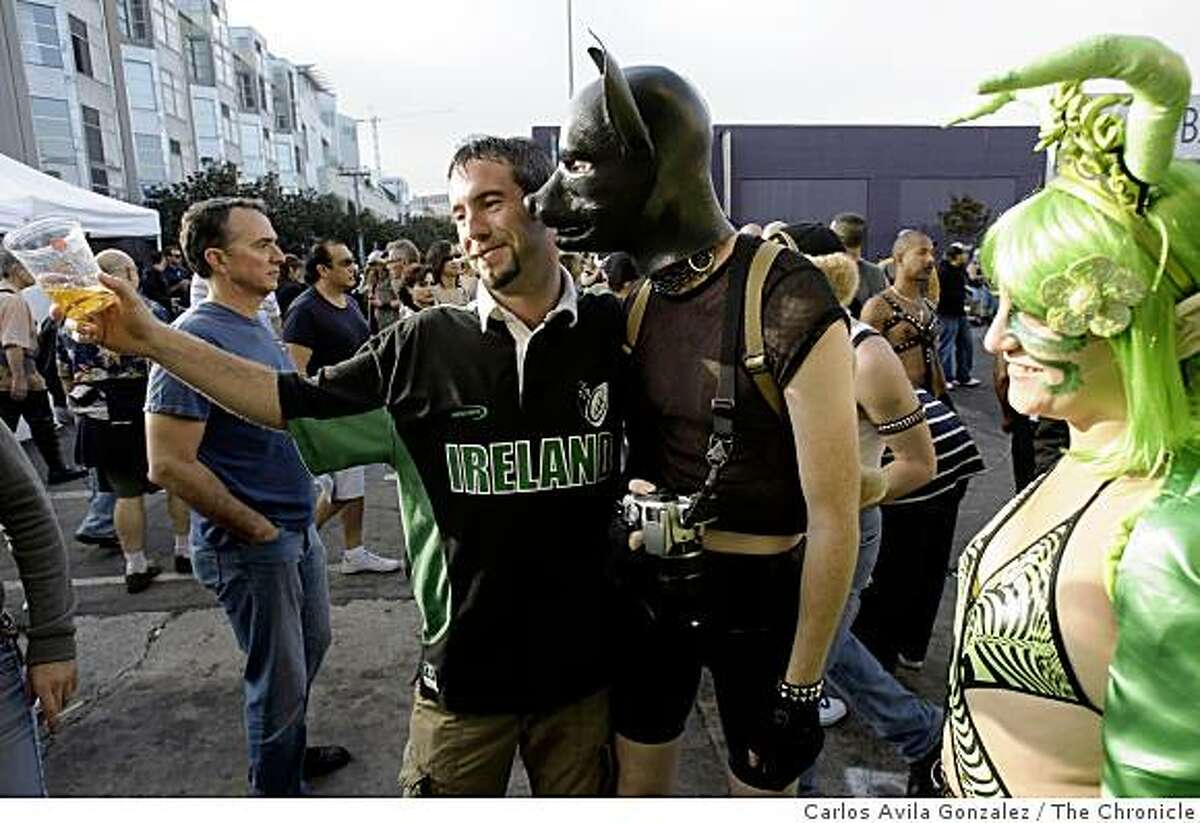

{"left": 478, "top": 248, "right": 521, "bottom": 293}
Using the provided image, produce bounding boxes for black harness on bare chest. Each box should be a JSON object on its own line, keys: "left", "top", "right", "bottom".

{"left": 880, "top": 291, "right": 938, "bottom": 389}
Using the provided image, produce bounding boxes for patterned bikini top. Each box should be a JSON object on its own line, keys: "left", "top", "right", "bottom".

{"left": 947, "top": 472, "right": 1112, "bottom": 797}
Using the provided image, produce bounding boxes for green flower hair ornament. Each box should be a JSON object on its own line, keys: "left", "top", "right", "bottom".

{"left": 1040, "top": 255, "right": 1148, "bottom": 338}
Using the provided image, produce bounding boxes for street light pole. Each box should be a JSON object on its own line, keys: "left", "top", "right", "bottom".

{"left": 337, "top": 167, "right": 370, "bottom": 263}
{"left": 566, "top": 0, "right": 574, "bottom": 99}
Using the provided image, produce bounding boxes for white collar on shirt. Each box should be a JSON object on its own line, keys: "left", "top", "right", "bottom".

{"left": 474, "top": 267, "right": 578, "bottom": 334}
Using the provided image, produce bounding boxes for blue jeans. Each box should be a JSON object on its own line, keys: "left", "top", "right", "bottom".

{"left": 798, "top": 508, "right": 942, "bottom": 795}
{"left": 191, "top": 523, "right": 332, "bottom": 796}
{"left": 75, "top": 470, "right": 116, "bottom": 539}
{"left": 937, "top": 314, "right": 974, "bottom": 384}
{"left": 0, "top": 636, "right": 46, "bottom": 796}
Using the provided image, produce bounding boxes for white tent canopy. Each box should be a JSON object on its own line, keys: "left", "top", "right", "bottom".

{"left": 0, "top": 152, "right": 160, "bottom": 238}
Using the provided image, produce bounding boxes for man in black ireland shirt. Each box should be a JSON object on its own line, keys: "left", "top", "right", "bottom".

{"left": 283, "top": 241, "right": 402, "bottom": 575}
{"left": 74, "top": 136, "right": 624, "bottom": 796}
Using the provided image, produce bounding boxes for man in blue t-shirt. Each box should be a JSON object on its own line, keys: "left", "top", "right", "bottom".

{"left": 143, "top": 197, "right": 349, "bottom": 795}
{"left": 283, "top": 240, "right": 401, "bottom": 576}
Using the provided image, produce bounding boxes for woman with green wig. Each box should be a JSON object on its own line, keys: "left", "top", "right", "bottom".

{"left": 942, "top": 34, "right": 1200, "bottom": 797}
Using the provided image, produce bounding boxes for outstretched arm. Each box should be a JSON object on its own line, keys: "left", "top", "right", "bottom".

{"left": 76, "top": 273, "right": 285, "bottom": 429}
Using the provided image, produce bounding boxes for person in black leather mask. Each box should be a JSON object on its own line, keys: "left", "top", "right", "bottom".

{"left": 528, "top": 43, "right": 860, "bottom": 796}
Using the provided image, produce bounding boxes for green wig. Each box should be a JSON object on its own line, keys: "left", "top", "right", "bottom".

{"left": 960, "top": 35, "right": 1200, "bottom": 477}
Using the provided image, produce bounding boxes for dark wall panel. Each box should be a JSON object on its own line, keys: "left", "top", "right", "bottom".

{"left": 736, "top": 178, "right": 867, "bottom": 226}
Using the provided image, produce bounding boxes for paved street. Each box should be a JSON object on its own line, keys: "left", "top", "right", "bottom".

{"left": 1, "top": 326, "right": 1016, "bottom": 796}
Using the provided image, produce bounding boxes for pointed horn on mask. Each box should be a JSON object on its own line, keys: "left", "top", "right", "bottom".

{"left": 945, "top": 91, "right": 1018, "bottom": 127}
{"left": 976, "top": 34, "right": 1190, "bottom": 185}
{"left": 586, "top": 33, "right": 654, "bottom": 159}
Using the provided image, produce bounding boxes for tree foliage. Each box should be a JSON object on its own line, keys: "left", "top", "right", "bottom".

{"left": 143, "top": 163, "right": 455, "bottom": 258}
{"left": 938, "top": 194, "right": 992, "bottom": 246}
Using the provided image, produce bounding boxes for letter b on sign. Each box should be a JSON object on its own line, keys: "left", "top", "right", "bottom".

{"left": 1183, "top": 106, "right": 1198, "bottom": 145}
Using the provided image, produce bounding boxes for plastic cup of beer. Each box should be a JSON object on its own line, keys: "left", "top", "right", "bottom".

{"left": 2, "top": 216, "right": 116, "bottom": 320}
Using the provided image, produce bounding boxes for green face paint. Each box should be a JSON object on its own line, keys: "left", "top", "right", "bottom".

{"left": 1007, "top": 310, "right": 1085, "bottom": 395}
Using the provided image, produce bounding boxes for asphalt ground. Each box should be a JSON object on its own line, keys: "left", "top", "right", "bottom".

{"left": 1, "top": 323, "right": 1016, "bottom": 796}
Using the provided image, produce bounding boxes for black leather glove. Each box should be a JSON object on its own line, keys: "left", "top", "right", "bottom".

{"left": 739, "top": 680, "right": 825, "bottom": 791}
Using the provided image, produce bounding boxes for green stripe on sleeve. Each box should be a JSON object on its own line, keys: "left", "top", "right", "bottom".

{"left": 288, "top": 409, "right": 393, "bottom": 475}
{"left": 287, "top": 409, "right": 451, "bottom": 644}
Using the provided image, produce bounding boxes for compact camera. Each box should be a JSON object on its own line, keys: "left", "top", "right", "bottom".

{"left": 621, "top": 491, "right": 707, "bottom": 558}
{"left": 620, "top": 490, "right": 711, "bottom": 628}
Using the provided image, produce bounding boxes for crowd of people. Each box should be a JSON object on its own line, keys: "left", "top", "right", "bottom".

{"left": 1, "top": 32, "right": 1198, "bottom": 802}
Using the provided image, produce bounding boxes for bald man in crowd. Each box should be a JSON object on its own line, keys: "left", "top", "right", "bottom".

{"left": 57, "top": 250, "right": 188, "bottom": 592}
{"left": 860, "top": 232, "right": 945, "bottom": 397}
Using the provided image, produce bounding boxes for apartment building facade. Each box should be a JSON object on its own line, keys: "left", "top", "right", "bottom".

{"left": 229, "top": 25, "right": 275, "bottom": 179}
{"left": 2, "top": 0, "right": 397, "bottom": 220}
{"left": 5, "top": 0, "right": 133, "bottom": 197}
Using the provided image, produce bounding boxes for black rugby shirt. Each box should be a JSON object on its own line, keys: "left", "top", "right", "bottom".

{"left": 279, "top": 276, "right": 625, "bottom": 715}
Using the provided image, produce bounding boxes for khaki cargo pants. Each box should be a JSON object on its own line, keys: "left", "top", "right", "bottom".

{"left": 397, "top": 688, "right": 612, "bottom": 796}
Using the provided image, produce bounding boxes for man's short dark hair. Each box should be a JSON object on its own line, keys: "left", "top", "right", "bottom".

{"left": 179, "top": 197, "right": 268, "bottom": 279}
{"left": 304, "top": 239, "right": 338, "bottom": 285}
{"left": 424, "top": 240, "right": 456, "bottom": 278}
{"left": 447, "top": 136, "right": 553, "bottom": 195}
{"left": 150, "top": 249, "right": 166, "bottom": 266}
{"left": 830, "top": 212, "right": 867, "bottom": 250}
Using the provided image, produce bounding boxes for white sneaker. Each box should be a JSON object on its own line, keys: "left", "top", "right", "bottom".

{"left": 340, "top": 547, "right": 403, "bottom": 574}
{"left": 818, "top": 694, "right": 848, "bottom": 727}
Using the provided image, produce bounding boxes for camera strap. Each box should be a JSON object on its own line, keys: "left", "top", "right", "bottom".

{"left": 681, "top": 242, "right": 750, "bottom": 528}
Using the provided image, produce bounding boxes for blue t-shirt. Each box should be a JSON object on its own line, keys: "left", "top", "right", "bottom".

{"left": 145, "top": 301, "right": 313, "bottom": 547}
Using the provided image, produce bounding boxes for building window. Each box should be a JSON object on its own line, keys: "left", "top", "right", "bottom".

{"left": 152, "top": 0, "right": 180, "bottom": 51}
{"left": 117, "top": 0, "right": 151, "bottom": 43}
{"left": 68, "top": 15, "right": 92, "bottom": 77}
{"left": 30, "top": 96, "right": 74, "bottom": 165}
{"left": 168, "top": 138, "right": 183, "bottom": 181}
{"left": 186, "top": 35, "right": 215, "bottom": 85}
{"left": 237, "top": 72, "right": 256, "bottom": 111}
{"left": 125, "top": 59, "right": 157, "bottom": 111}
{"left": 17, "top": 1, "right": 64, "bottom": 68}
{"left": 81, "top": 105, "right": 105, "bottom": 168}
{"left": 135, "top": 134, "right": 166, "bottom": 183}
{"left": 213, "top": 42, "right": 230, "bottom": 87}
{"left": 160, "top": 67, "right": 178, "bottom": 117}
{"left": 275, "top": 139, "right": 294, "bottom": 173}
{"left": 90, "top": 168, "right": 109, "bottom": 194}
{"left": 240, "top": 124, "right": 260, "bottom": 158}
{"left": 192, "top": 98, "right": 218, "bottom": 139}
